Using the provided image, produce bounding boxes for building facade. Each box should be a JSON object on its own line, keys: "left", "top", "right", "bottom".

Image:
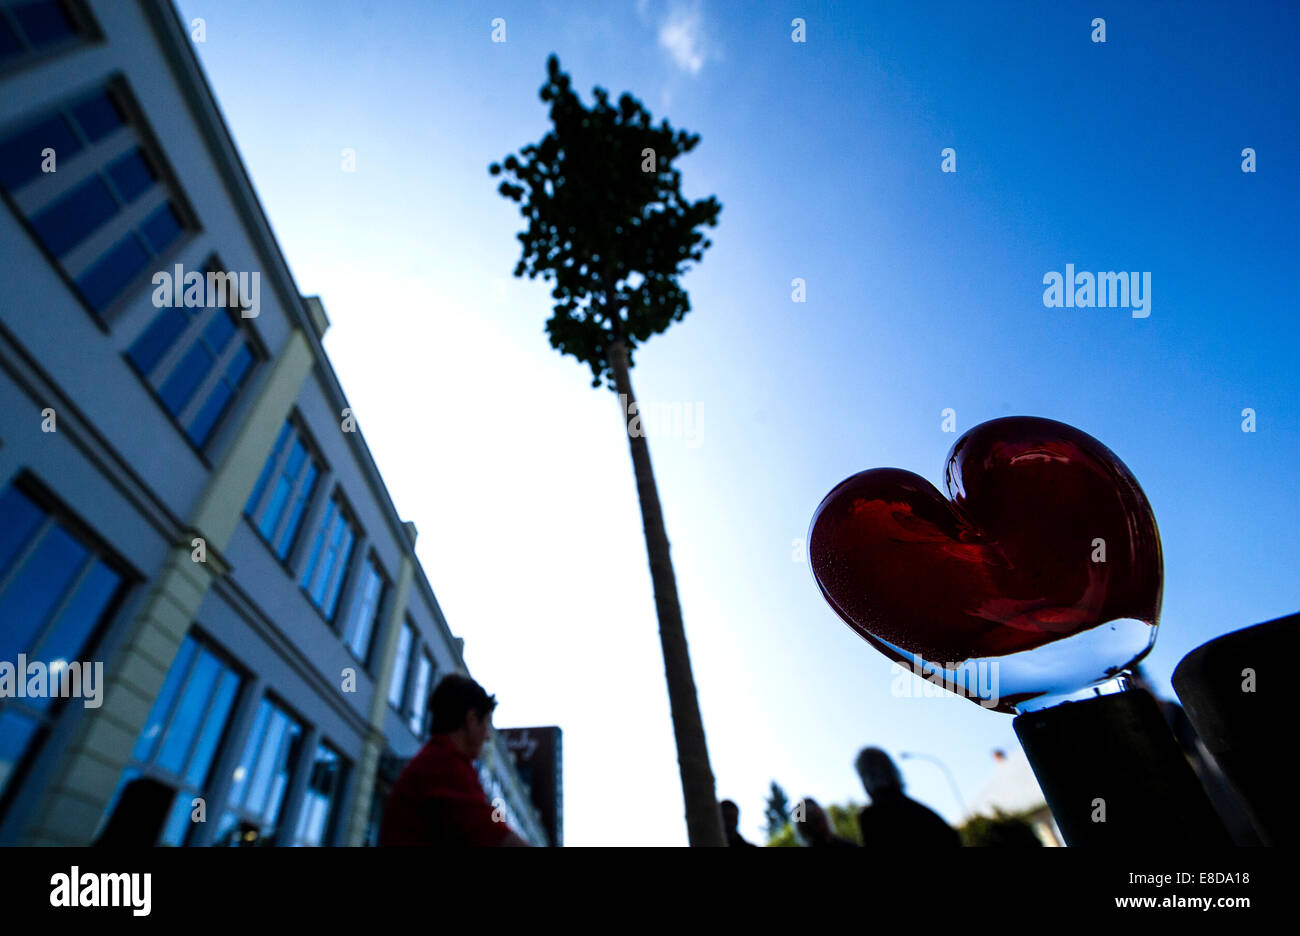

{"left": 0, "top": 0, "right": 545, "bottom": 845}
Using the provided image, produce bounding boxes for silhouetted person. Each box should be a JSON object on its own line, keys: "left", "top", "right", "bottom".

{"left": 380, "top": 674, "right": 529, "bottom": 846}
{"left": 94, "top": 777, "right": 176, "bottom": 846}
{"left": 720, "top": 799, "right": 758, "bottom": 847}
{"left": 855, "top": 747, "right": 961, "bottom": 847}
{"left": 794, "top": 797, "right": 858, "bottom": 847}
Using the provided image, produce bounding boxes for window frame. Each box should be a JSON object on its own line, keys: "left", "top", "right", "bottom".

{"left": 386, "top": 617, "right": 417, "bottom": 715}
{"left": 406, "top": 649, "right": 435, "bottom": 737}
{"left": 298, "top": 490, "right": 361, "bottom": 624}
{"left": 0, "top": 0, "right": 101, "bottom": 78}
{"left": 0, "top": 473, "right": 136, "bottom": 820}
{"left": 0, "top": 76, "right": 199, "bottom": 329}
{"left": 98, "top": 629, "right": 247, "bottom": 846}
{"left": 243, "top": 415, "right": 327, "bottom": 568}
{"left": 214, "top": 691, "right": 305, "bottom": 847}
{"left": 340, "top": 551, "right": 387, "bottom": 669}
{"left": 289, "top": 739, "right": 349, "bottom": 847}
{"left": 121, "top": 253, "right": 266, "bottom": 461}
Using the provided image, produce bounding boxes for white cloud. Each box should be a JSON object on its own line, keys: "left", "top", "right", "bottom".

{"left": 656, "top": 2, "right": 708, "bottom": 75}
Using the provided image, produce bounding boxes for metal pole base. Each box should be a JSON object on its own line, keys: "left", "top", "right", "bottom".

{"left": 1014, "top": 688, "right": 1231, "bottom": 846}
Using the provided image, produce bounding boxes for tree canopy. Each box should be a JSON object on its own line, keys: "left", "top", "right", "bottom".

{"left": 489, "top": 54, "right": 721, "bottom": 388}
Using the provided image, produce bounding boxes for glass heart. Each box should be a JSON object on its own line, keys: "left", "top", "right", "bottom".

{"left": 809, "top": 416, "right": 1163, "bottom": 713}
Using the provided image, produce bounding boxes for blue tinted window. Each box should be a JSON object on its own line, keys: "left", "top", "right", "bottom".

{"left": 0, "top": 15, "right": 21, "bottom": 60}
{"left": 247, "top": 426, "right": 320, "bottom": 560}
{"left": 106, "top": 148, "right": 154, "bottom": 203}
{"left": 239, "top": 708, "right": 300, "bottom": 827}
{"left": 294, "top": 744, "right": 342, "bottom": 845}
{"left": 408, "top": 654, "right": 432, "bottom": 734}
{"left": 158, "top": 341, "right": 213, "bottom": 415}
{"left": 258, "top": 477, "right": 292, "bottom": 542}
{"left": 0, "top": 709, "right": 41, "bottom": 797}
{"left": 154, "top": 649, "right": 220, "bottom": 775}
{"left": 0, "top": 113, "right": 80, "bottom": 190}
{"left": 323, "top": 527, "right": 355, "bottom": 618}
{"left": 75, "top": 233, "right": 149, "bottom": 312}
{"left": 186, "top": 380, "right": 233, "bottom": 448}
{"left": 226, "top": 344, "right": 254, "bottom": 385}
{"left": 13, "top": 2, "right": 76, "bottom": 47}
{"left": 203, "top": 310, "right": 236, "bottom": 355}
{"left": 262, "top": 440, "right": 304, "bottom": 540}
{"left": 301, "top": 505, "right": 333, "bottom": 599}
{"left": 246, "top": 420, "right": 292, "bottom": 516}
{"left": 184, "top": 669, "right": 240, "bottom": 788}
{"left": 275, "top": 463, "right": 316, "bottom": 559}
{"left": 0, "top": 524, "right": 88, "bottom": 664}
{"left": 133, "top": 636, "right": 198, "bottom": 764}
{"left": 227, "top": 700, "right": 270, "bottom": 807}
{"left": 26, "top": 563, "right": 119, "bottom": 710}
{"left": 301, "top": 502, "right": 340, "bottom": 598}
{"left": 0, "top": 485, "right": 44, "bottom": 574}
{"left": 387, "top": 622, "right": 413, "bottom": 708}
{"left": 71, "top": 91, "right": 124, "bottom": 143}
{"left": 128, "top": 306, "right": 189, "bottom": 376}
{"left": 29, "top": 559, "right": 120, "bottom": 701}
{"left": 284, "top": 440, "right": 307, "bottom": 479}
{"left": 30, "top": 173, "right": 117, "bottom": 256}
{"left": 141, "top": 202, "right": 182, "bottom": 254}
{"left": 246, "top": 712, "right": 289, "bottom": 815}
{"left": 344, "top": 560, "right": 383, "bottom": 661}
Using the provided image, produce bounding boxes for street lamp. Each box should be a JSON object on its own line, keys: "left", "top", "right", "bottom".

{"left": 899, "top": 751, "right": 968, "bottom": 821}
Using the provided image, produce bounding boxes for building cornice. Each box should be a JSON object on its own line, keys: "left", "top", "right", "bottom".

{"left": 136, "top": 0, "right": 467, "bottom": 669}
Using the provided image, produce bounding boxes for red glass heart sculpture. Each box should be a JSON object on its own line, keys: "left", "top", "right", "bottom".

{"left": 809, "top": 417, "right": 1162, "bottom": 710}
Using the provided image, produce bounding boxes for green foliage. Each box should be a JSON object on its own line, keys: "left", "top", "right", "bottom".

{"left": 766, "top": 823, "right": 798, "bottom": 847}
{"left": 826, "top": 802, "right": 864, "bottom": 845}
{"left": 957, "top": 809, "right": 1045, "bottom": 847}
{"left": 769, "top": 800, "right": 865, "bottom": 846}
{"left": 489, "top": 54, "right": 721, "bottom": 388}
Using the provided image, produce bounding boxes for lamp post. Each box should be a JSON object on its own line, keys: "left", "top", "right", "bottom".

{"left": 899, "top": 751, "right": 968, "bottom": 821}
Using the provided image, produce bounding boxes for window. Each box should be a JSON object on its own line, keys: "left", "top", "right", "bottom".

{"left": 214, "top": 696, "right": 302, "bottom": 846}
{"left": 299, "top": 495, "right": 358, "bottom": 620}
{"left": 290, "top": 742, "right": 346, "bottom": 846}
{"left": 0, "top": 1, "right": 89, "bottom": 72}
{"left": 244, "top": 418, "right": 321, "bottom": 561}
{"left": 407, "top": 651, "right": 434, "bottom": 736}
{"left": 100, "top": 632, "right": 244, "bottom": 845}
{"left": 387, "top": 619, "right": 415, "bottom": 711}
{"left": 341, "top": 556, "right": 385, "bottom": 665}
{"left": 0, "top": 82, "right": 193, "bottom": 315}
{"left": 0, "top": 480, "right": 130, "bottom": 808}
{"left": 125, "top": 260, "right": 259, "bottom": 451}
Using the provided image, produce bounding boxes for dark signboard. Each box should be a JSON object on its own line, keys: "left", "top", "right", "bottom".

{"left": 498, "top": 726, "right": 562, "bottom": 847}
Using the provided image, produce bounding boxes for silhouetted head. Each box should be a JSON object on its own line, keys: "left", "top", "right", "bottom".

{"left": 719, "top": 799, "right": 740, "bottom": 832}
{"left": 793, "top": 797, "right": 833, "bottom": 845}
{"left": 855, "top": 747, "right": 903, "bottom": 799}
{"left": 430, "top": 674, "right": 498, "bottom": 759}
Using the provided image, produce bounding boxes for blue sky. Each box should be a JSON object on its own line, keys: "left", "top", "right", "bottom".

{"left": 176, "top": 0, "right": 1300, "bottom": 845}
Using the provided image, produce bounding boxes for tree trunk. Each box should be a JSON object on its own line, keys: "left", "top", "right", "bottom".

{"left": 607, "top": 337, "right": 726, "bottom": 847}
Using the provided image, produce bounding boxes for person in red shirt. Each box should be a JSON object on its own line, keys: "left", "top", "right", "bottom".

{"left": 379, "top": 674, "right": 529, "bottom": 846}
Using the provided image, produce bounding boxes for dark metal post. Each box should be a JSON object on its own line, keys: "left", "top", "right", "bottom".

{"left": 1014, "top": 688, "right": 1231, "bottom": 845}
{"left": 1172, "top": 612, "right": 1298, "bottom": 846}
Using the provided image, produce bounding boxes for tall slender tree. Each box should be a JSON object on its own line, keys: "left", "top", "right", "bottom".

{"left": 490, "top": 55, "right": 723, "bottom": 846}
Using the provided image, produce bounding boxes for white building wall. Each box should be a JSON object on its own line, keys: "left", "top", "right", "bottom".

{"left": 0, "top": 0, "right": 545, "bottom": 845}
